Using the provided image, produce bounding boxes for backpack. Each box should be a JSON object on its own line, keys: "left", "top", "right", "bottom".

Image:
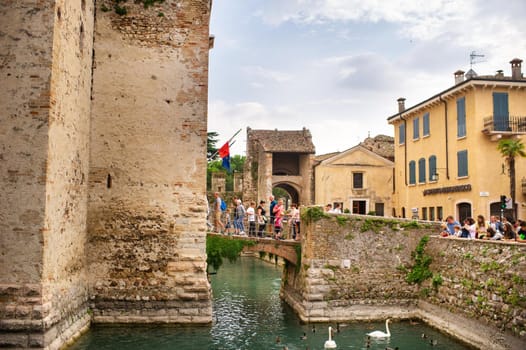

{"left": 220, "top": 199, "right": 227, "bottom": 212}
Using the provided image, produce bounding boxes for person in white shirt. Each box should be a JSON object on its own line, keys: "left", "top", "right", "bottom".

{"left": 247, "top": 201, "right": 256, "bottom": 237}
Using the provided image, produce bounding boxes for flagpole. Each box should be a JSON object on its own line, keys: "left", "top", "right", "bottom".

{"left": 207, "top": 128, "right": 242, "bottom": 161}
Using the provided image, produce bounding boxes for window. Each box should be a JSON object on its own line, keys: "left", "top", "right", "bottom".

{"left": 423, "top": 113, "right": 430, "bottom": 136}
{"left": 409, "top": 161, "right": 416, "bottom": 185}
{"left": 418, "top": 158, "right": 426, "bottom": 183}
{"left": 413, "top": 117, "right": 420, "bottom": 140}
{"left": 493, "top": 92, "right": 509, "bottom": 131}
{"left": 457, "top": 150, "right": 468, "bottom": 177}
{"left": 399, "top": 124, "right": 405, "bottom": 144}
{"left": 422, "top": 207, "right": 428, "bottom": 220}
{"left": 353, "top": 172, "right": 363, "bottom": 189}
{"left": 428, "top": 155, "right": 437, "bottom": 181}
{"left": 457, "top": 97, "right": 466, "bottom": 137}
{"left": 437, "top": 206, "right": 443, "bottom": 221}
{"left": 429, "top": 207, "right": 435, "bottom": 221}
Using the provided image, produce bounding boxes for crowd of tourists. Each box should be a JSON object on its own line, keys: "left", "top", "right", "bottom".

{"left": 210, "top": 193, "right": 301, "bottom": 241}
{"left": 439, "top": 214, "right": 526, "bottom": 242}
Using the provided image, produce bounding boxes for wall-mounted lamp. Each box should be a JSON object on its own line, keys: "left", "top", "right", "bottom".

{"left": 431, "top": 168, "right": 447, "bottom": 181}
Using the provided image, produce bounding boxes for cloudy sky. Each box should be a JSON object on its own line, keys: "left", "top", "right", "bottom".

{"left": 207, "top": 0, "right": 526, "bottom": 156}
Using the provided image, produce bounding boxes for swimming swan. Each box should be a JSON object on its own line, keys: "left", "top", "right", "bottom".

{"left": 324, "top": 326, "right": 337, "bottom": 349}
{"left": 366, "top": 319, "right": 391, "bottom": 338}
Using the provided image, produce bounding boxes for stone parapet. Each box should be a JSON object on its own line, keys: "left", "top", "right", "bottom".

{"left": 282, "top": 211, "right": 526, "bottom": 349}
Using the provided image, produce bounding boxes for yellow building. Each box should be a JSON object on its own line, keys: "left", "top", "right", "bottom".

{"left": 388, "top": 58, "right": 526, "bottom": 222}
{"left": 315, "top": 136, "right": 394, "bottom": 216}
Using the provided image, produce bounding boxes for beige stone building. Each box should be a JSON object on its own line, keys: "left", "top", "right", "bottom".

{"left": 314, "top": 136, "right": 394, "bottom": 215}
{"left": 0, "top": 1, "right": 213, "bottom": 348}
{"left": 243, "top": 128, "right": 315, "bottom": 205}
{"left": 388, "top": 58, "right": 526, "bottom": 222}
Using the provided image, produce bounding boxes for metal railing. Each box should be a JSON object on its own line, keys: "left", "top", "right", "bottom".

{"left": 483, "top": 115, "right": 526, "bottom": 133}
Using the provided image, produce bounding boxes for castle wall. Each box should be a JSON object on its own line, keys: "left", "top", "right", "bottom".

{"left": 281, "top": 212, "right": 526, "bottom": 349}
{"left": 87, "top": 0, "right": 212, "bottom": 323}
{"left": 0, "top": 0, "right": 94, "bottom": 348}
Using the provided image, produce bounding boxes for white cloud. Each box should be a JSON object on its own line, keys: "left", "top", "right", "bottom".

{"left": 242, "top": 65, "right": 293, "bottom": 83}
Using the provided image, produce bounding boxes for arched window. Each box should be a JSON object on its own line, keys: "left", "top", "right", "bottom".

{"left": 409, "top": 161, "right": 416, "bottom": 185}
{"left": 418, "top": 158, "right": 426, "bottom": 183}
{"left": 428, "top": 155, "right": 437, "bottom": 181}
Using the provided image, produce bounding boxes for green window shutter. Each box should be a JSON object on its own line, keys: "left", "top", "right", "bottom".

{"left": 428, "top": 155, "right": 437, "bottom": 181}
{"left": 423, "top": 113, "right": 430, "bottom": 136}
{"left": 457, "top": 150, "right": 468, "bottom": 177}
{"left": 413, "top": 117, "right": 420, "bottom": 139}
{"left": 409, "top": 161, "right": 416, "bottom": 184}
{"left": 399, "top": 124, "right": 405, "bottom": 144}
{"left": 457, "top": 97, "right": 466, "bottom": 137}
{"left": 418, "top": 158, "right": 426, "bottom": 183}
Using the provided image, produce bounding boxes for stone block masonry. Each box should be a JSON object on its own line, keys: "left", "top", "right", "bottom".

{"left": 1, "top": 0, "right": 95, "bottom": 348}
{"left": 281, "top": 211, "right": 526, "bottom": 350}
{"left": 87, "top": 0, "right": 212, "bottom": 324}
{"left": 1, "top": 0, "right": 213, "bottom": 348}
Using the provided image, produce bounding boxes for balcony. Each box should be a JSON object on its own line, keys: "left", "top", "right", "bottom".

{"left": 483, "top": 115, "right": 526, "bottom": 140}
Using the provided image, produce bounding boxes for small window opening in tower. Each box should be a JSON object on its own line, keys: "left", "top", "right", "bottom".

{"left": 107, "top": 174, "right": 112, "bottom": 189}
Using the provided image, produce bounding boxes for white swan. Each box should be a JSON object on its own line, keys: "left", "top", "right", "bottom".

{"left": 366, "top": 319, "right": 391, "bottom": 338}
{"left": 324, "top": 326, "right": 337, "bottom": 349}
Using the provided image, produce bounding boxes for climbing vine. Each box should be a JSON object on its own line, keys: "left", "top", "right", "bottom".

{"left": 301, "top": 206, "right": 328, "bottom": 224}
{"left": 406, "top": 235, "right": 433, "bottom": 284}
{"left": 206, "top": 235, "right": 255, "bottom": 272}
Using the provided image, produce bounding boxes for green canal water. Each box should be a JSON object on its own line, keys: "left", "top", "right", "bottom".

{"left": 69, "top": 258, "right": 473, "bottom": 350}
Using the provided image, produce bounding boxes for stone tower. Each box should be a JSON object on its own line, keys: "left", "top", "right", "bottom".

{"left": 0, "top": 0, "right": 213, "bottom": 348}
{"left": 244, "top": 128, "right": 315, "bottom": 205}
{"left": 0, "top": 1, "right": 95, "bottom": 347}
{"left": 87, "top": 0, "right": 212, "bottom": 325}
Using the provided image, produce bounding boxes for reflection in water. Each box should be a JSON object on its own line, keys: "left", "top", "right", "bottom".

{"left": 69, "top": 258, "right": 473, "bottom": 350}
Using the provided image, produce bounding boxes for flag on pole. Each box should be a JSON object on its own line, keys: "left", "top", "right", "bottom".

{"left": 218, "top": 142, "right": 231, "bottom": 172}
{"left": 218, "top": 142, "right": 229, "bottom": 158}
{"left": 222, "top": 155, "right": 231, "bottom": 172}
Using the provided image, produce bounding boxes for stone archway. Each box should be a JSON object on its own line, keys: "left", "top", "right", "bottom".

{"left": 273, "top": 182, "right": 300, "bottom": 206}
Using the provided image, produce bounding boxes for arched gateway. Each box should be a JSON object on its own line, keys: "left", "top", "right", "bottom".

{"left": 243, "top": 128, "right": 315, "bottom": 205}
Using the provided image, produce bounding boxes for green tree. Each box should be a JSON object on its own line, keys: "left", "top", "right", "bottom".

{"left": 207, "top": 155, "right": 246, "bottom": 191}
{"left": 497, "top": 138, "right": 526, "bottom": 219}
{"left": 207, "top": 131, "right": 220, "bottom": 160}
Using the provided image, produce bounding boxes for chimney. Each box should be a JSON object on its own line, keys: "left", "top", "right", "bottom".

{"left": 510, "top": 58, "right": 523, "bottom": 80}
{"left": 454, "top": 70, "right": 465, "bottom": 84}
{"left": 495, "top": 70, "right": 504, "bottom": 79}
{"left": 397, "top": 98, "right": 406, "bottom": 113}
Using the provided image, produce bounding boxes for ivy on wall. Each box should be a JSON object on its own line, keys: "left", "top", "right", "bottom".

{"left": 406, "top": 235, "right": 433, "bottom": 284}
{"left": 206, "top": 235, "right": 255, "bottom": 272}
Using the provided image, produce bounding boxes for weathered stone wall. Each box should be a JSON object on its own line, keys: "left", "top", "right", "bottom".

{"left": 0, "top": 0, "right": 94, "bottom": 348}
{"left": 87, "top": 0, "right": 212, "bottom": 323}
{"left": 281, "top": 211, "right": 526, "bottom": 349}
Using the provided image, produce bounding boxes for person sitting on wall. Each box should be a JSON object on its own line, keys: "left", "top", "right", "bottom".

{"left": 325, "top": 203, "right": 333, "bottom": 212}
{"left": 475, "top": 215, "right": 489, "bottom": 239}
{"left": 445, "top": 215, "right": 460, "bottom": 236}
{"left": 516, "top": 221, "right": 526, "bottom": 242}
{"left": 460, "top": 217, "right": 476, "bottom": 239}
{"left": 439, "top": 222, "right": 449, "bottom": 237}
{"left": 489, "top": 215, "right": 504, "bottom": 234}
{"left": 329, "top": 203, "right": 342, "bottom": 214}
{"left": 501, "top": 217, "right": 516, "bottom": 241}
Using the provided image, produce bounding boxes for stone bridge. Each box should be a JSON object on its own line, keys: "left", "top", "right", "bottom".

{"left": 207, "top": 233, "right": 301, "bottom": 265}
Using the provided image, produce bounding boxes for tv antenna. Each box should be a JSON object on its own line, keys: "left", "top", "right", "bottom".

{"left": 470, "top": 51, "right": 485, "bottom": 69}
